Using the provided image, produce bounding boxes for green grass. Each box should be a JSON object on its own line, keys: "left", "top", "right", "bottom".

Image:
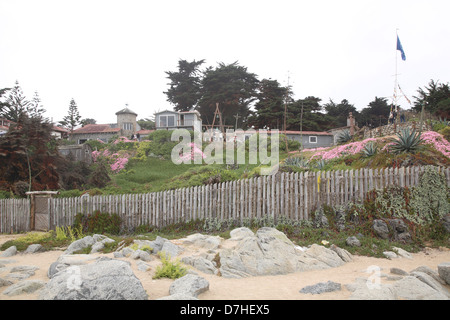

{"left": 105, "top": 157, "right": 202, "bottom": 194}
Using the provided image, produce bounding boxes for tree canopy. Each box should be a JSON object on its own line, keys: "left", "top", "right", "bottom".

{"left": 413, "top": 79, "right": 450, "bottom": 118}
{"left": 164, "top": 59, "right": 205, "bottom": 112}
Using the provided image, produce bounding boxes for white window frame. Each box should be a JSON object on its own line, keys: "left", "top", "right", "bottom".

{"left": 309, "top": 136, "right": 318, "bottom": 144}
{"left": 123, "top": 122, "right": 133, "bottom": 131}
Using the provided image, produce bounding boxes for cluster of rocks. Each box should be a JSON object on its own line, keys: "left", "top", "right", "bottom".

{"left": 148, "top": 227, "right": 353, "bottom": 279}
{"left": 349, "top": 263, "right": 450, "bottom": 300}
{"left": 1, "top": 227, "right": 449, "bottom": 300}
{"left": 299, "top": 263, "right": 450, "bottom": 300}
{"left": 316, "top": 207, "right": 417, "bottom": 244}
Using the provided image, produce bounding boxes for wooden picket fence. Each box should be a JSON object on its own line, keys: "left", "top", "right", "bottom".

{"left": 47, "top": 166, "right": 450, "bottom": 230}
{"left": 1, "top": 166, "right": 449, "bottom": 233}
{"left": 0, "top": 198, "right": 30, "bottom": 233}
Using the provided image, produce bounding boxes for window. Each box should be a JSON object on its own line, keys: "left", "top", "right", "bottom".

{"left": 160, "top": 116, "right": 167, "bottom": 127}
{"left": 309, "top": 136, "right": 317, "bottom": 143}
{"left": 167, "top": 115, "right": 175, "bottom": 127}
{"left": 159, "top": 115, "right": 175, "bottom": 127}
{"left": 123, "top": 123, "right": 133, "bottom": 131}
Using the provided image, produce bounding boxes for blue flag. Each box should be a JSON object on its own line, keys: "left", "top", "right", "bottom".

{"left": 397, "top": 36, "right": 406, "bottom": 61}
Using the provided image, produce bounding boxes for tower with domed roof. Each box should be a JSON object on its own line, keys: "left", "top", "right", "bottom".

{"left": 116, "top": 104, "right": 138, "bottom": 138}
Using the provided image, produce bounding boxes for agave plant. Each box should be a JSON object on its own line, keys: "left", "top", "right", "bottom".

{"left": 362, "top": 142, "right": 378, "bottom": 157}
{"left": 388, "top": 128, "right": 424, "bottom": 154}
{"left": 283, "top": 156, "right": 309, "bottom": 168}
{"left": 337, "top": 129, "right": 352, "bottom": 144}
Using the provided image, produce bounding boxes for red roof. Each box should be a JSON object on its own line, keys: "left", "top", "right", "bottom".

{"left": 283, "top": 130, "right": 332, "bottom": 136}
{"left": 263, "top": 130, "right": 332, "bottom": 136}
{"left": 52, "top": 126, "right": 70, "bottom": 133}
{"left": 72, "top": 124, "right": 120, "bottom": 134}
{"left": 137, "top": 129, "right": 155, "bottom": 135}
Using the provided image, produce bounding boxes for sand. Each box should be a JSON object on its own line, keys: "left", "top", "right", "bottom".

{"left": 1, "top": 233, "right": 449, "bottom": 301}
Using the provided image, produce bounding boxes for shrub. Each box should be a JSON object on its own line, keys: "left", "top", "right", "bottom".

{"left": 153, "top": 252, "right": 188, "bottom": 280}
{"left": 74, "top": 211, "right": 122, "bottom": 235}
{"left": 13, "top": 181, "right": 29, "bottom": 197}
{"left": 409, "top": 166, "right": 450, "bottom": 224}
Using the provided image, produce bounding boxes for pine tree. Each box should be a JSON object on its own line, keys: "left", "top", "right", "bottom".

{"left": 60, "top": 98, "right": 82, "bottom": 134}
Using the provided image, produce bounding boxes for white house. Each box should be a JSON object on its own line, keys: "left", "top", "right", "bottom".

{"left": 155, "top": 109, "right": 202, "bottom": 132}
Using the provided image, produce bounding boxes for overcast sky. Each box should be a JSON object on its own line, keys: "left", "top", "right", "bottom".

{"left": 1, "top": 0, "right": 449, "bottom": 125}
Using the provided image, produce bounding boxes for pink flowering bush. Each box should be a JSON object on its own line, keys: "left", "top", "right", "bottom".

{"left": 420, "top": 131, "right": 450, "bottom": 158}
{"left": 92, "top": 148, "right": 132, "bottom": 173}
{"left": 177, "top": 143, "right": 207, "bottom": 163}
{"left": 309, "top": 138, "right": 379, "bottom": 160}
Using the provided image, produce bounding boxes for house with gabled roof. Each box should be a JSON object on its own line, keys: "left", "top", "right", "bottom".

{"left": 154, "top": 109, "right": 202, "bottom": 132}
{"left": 70, "top": 106, "right": 141, "bottom": 144}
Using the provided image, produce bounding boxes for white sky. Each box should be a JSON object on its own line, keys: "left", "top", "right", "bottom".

{"left": 1, "top": 0, "right": 449, "bottom": 125}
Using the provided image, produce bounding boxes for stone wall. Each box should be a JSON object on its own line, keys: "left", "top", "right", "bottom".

{"left": 363, "top": 122, "right": 432, "bottom": 139}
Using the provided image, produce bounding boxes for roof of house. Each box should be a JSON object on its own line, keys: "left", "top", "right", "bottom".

{"left": 137, "top": 129, "right": 155, "bottom": 135}
{"left": 71, "top": 124, "right": 120, "bottom": 134}
{"left": 52, "top": 126, "right": 70, "bottom": 133}
{"left": 115, "top": 107, "right": 137, "bottom": 116}
{"left": 280, "top": 130, "right": 333, "bottom": 136}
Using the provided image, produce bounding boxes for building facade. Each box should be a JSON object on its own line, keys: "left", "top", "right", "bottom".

{"left": 70, "top": 107, "right": 140, "bottom": 144}
{"left": 155, "top": 109, "right": 202, "bottom": 132}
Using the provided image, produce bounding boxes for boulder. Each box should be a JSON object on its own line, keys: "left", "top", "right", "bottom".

{"left": 1, "top": 246, "right": 17, "bottom": 257}
{"left": 181, "top": 255, "right": 218, "bottom": 275}
{"left": 229, "top": 227, "right": 254, "bottom": 241}
{"left": 0, "top": 278, "right": 13, "bottom": 287}
{"left": 330, "top": 245, "right": 353, "bottom": 262}
{"left": 136, "top": 261, "right": 151, "bottom": 272}
{"left": 372, "top": 219, "right": 389, "bottom": 239}
{"left": 25, "top": 244, "right": 44, "bottom": 254}
{"left": 90, "top": 242, "right": 105, "bottom": 254}
{"left": 346, "top": 236, "right": 361, "bottom": 247}
{"left": 10, "top": 265, "right": 39, "bottom": 273}
{"left": 305, "top": 244, "right": 346, "bottom": 268}
{"left": 410, "top": 265, "right": 446, "bottom": 285}
{"left": 39, "top": 259, "right": 148, "bottom": 300}
{"left": 93, "top": 234, "right": 115, "bottom": 244}
{"left": 392, "top": 276, "right": 448, "bottom": 300}
{"left": 383, "top": 251, "right": 398, "bottom": 260}
{"left": 390, "top": 267, "right": 408, "bottom": 276}
{"left": 387, "top": 219, "right": 412, "bottom": 243}
{"left": 64, "top": 236, "right": 95, "bottom": 254}
{"left": 438, "top": 262, "right": 450, "bottom": 285}
{"left": 219, "top": 228, "right": 347, "bottom": 278}
{"left": 148, "top": 236, "right": 168, "bottom": 253}
{"left": 410, "top": 271, "right": 450, "bottom": 298}
{"left": 160, "top": 241, "right": 184, "bottom": 258}
{"left": 180, "top": 233, "right": 223, "bottom": 250}
{"left": 169, "top": 274, "right": 209, "bottom": 298}
{"left": 392, "top": 247, "right": 413, "bottom": 259}
{"left": 299, "top": 281, "right": 341, "bottom": 295}
{"left": 2, "top": 280, "right": 46, "bottom": 296}
{"left": 349, "top": 283, "right": 397, "bottom": 300}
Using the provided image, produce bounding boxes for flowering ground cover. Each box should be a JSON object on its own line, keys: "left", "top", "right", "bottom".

{"left": 302, "top": 131, "right": 450, "bottom": 163}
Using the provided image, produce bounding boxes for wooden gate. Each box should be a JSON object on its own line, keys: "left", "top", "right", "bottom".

{"left": 26, "top": 191, "right": 59, "bottom": 231}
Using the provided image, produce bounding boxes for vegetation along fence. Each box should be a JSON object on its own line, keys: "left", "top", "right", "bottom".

{"left": 1, "top": 166, "right": 449, "bottom": 233}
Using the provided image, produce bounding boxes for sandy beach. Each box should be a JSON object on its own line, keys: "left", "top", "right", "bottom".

{"left": 1, "top": 233, "right": 449, "bottom": 301}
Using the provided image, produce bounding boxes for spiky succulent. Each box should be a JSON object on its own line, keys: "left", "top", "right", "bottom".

{"left": 337, "top": 130, "right": 352, "bottom": 144}
{"left": 284, "top": 156, "right": 309, "bottom": 168}
{"left": 362, "top": 142, "right": 378, "bottom": 157}
{"left": 388, "top": 128, "right": 424, "bottom": 154}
